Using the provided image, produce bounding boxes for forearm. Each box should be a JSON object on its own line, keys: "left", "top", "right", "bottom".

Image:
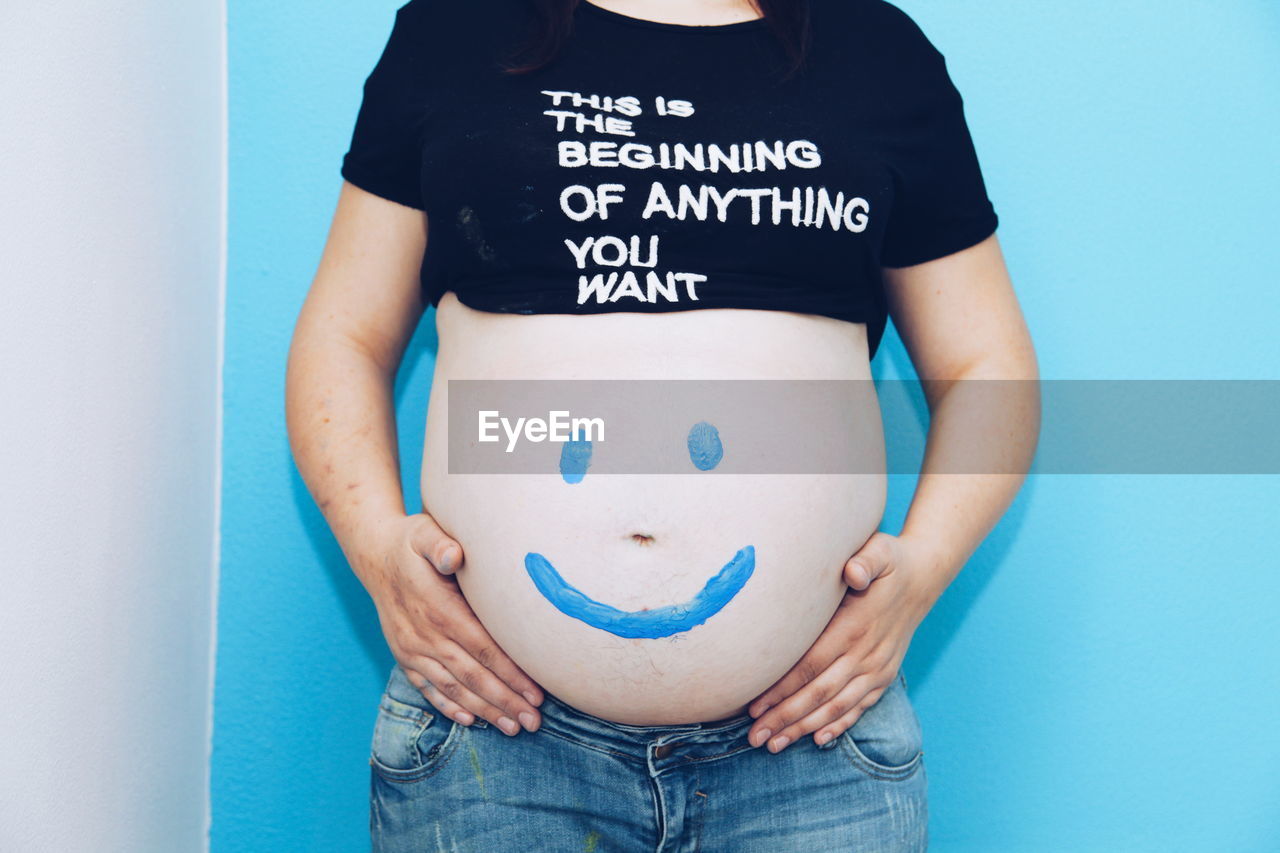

{"left": 285, "top": 332, "right": 407, "bottom": 591}
{"left": 895, "top": 367, "right": 1041, "bottom": 602}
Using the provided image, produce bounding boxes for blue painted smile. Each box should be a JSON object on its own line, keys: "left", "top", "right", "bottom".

{"left": 528, "top": 423, "right": 753, "bottom": 639}
{"left": 524, "top": 546, "right": 755, "bottom": 639}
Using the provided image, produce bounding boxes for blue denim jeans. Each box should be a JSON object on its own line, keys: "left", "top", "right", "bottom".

{"left": 370, "top": 664, "right": 928, "bottom": 851}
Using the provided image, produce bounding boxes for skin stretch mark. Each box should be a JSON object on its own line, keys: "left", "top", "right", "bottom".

{"left": 524, "top": 546, "right": 755, "bottom": 639}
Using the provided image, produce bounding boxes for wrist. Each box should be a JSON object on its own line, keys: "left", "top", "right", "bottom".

{"left": 895, "top": 530, "right": 960, "bottom": 608}
{"left": 339, "top": 510, "right": 412, "bottom": 594}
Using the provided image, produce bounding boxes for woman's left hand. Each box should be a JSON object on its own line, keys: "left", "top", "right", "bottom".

{"left": 746, "top": 531, "right": 943, "bottom": 753}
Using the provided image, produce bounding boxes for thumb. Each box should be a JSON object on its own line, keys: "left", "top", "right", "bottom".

{"left": 843, "top": 533, "right": 894, "bottom": 590}
{"left": 407, "top": 513, "right": 464, "bottom": 575}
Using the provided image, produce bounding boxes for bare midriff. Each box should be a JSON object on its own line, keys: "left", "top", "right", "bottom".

{"left": 421, "top": 292, "right": 887, "bottom": 725}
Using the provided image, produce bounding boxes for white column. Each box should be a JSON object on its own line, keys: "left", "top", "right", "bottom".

{"left": 0, "top": 1, "right": 224, "bottom": 849}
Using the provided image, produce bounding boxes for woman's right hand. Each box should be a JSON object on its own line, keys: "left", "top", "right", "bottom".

{"left": 364, "top": 512, "right": 544, "bottom": 736}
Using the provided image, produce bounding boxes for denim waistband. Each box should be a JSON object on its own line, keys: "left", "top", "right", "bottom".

{"left": 534, "top": 690, "right": 761, "bottom": 766}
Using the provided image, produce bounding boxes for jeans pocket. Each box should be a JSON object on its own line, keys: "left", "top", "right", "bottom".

{"left": 839, "top": 670, "right": 924, "bottom": 780}
{"left": 369, "top": 667, "right": 462, "bottom": 783}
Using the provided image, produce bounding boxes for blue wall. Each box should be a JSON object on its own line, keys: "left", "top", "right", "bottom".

{"left": 215, "top": 2, "right": 1280, "bottom": 849}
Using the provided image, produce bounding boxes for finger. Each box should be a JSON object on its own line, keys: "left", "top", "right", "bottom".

{"left": 779, "top": 678, "right": 879, "bottom": 748}
{"left": 451, "top": 617, "right": 545, "bottom": 707}
{"left": 746, "top": 657, "right": 816, "bottom": 721}
{"left": 400, "top": 665, "right": 475, "bottom": 726}
{"left": 747, "top": 633, "right": 847, "bottom": 718}
{"left": 843, "top": 534, "right": 894, "bottom": 590}
{"left": 417, "top": 656, "right": 525, "bottom": 736}
{"left": 749, "top": 657, "right": 856, "bottom": 751}
{"left": 407, "top": 514, "right": 464, "bottom": 575}
{"left": 433, "top": 644, "right": 541, "bottom": 733}
{"left": 429, "top": 647, "right": 537, "bottom": 734}
{"left": 813, "top": 686, "right": 887, "bottom": 746}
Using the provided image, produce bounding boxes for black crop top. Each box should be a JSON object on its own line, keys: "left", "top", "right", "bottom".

{"left": 340, "top": 0, "right": 999, "bottom": 357}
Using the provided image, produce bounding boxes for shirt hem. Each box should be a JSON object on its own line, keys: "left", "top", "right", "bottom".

{"left": 339, "top": 164, "right": 425, "bottom": 212}
{"left": 879, "top": 209, "right": 999, "bottom": 269}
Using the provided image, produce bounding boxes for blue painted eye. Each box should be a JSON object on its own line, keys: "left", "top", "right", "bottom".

{"left": 559, "top": 436, "right": 592, "bottom": 484}
{"left": 687, "top": 421, "right": 723, "bottom": 471}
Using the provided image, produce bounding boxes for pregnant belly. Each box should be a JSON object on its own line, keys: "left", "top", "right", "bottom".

{"left": 428, "top": 473, "right": 884, "bottom": 724}
{"left": 420, "top": 293, "right": 887, "bottom": 724}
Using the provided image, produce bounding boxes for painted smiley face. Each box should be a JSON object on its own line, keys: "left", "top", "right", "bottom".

{"left": 523, "top": 421, "right": 755, "bottom": 640}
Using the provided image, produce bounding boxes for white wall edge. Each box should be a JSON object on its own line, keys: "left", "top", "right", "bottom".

{"left": 205, "top": 0, "right": 230, "bottom": 847}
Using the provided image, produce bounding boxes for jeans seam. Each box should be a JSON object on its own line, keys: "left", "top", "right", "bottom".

{"left": 369, "top": 720, "right": 463, "bottom": 783}
{"left": 837, "top": 732, "right": 924, "bottom": 781}
{"left": 369, "top": 767, "right": 383, "bottom": 841}
{"left": 673, "top": 743, "right": 757, "bottom": 765}
{"left": 535, "top": 726, "right": 646, "bottom": 763}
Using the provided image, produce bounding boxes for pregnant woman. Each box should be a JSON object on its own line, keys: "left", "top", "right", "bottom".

{"left": 286, "top": 0, "right": 1039, "bottom": 849}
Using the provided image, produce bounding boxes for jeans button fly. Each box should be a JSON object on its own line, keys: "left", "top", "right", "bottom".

{"left": 653, "top": 744, "right": 674, "bottom": 759}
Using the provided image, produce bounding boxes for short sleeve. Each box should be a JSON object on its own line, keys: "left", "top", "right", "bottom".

{"left": 340, "top": 2, "right": 431, "bottom": 210}
{"left": 878, "top": 37, "right": 999, "bottom": 269}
